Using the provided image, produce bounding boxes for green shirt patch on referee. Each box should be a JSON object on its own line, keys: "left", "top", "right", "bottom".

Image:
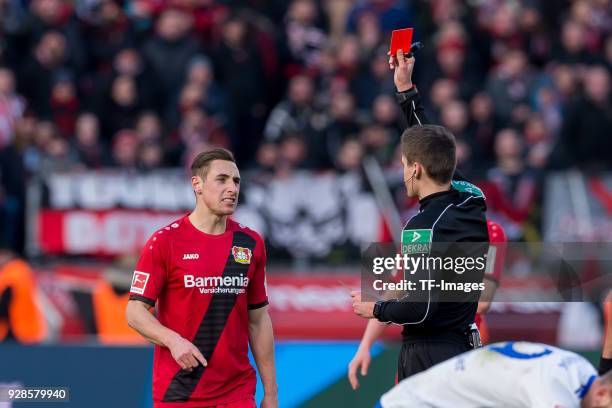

{"left": 451, "top": 180, "right": 485, "bottom": 198}
{"left": 401, "top": 229, "right": 432, "bottom": 255}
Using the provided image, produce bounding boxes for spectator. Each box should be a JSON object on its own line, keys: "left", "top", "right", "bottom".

{"left": 469, "top": 92, "right": 498, "bottom": 164}
{"left": 184, "top": 56, "right": 227, "bottom": 119}
{"left": 275, "top": 134, "right": 309, "bottom": 176}
{"left": 279, "top": 0, "right": 327, "bottom": 74}
{"left": 486, "top": 128, "right": 539, "bottom": 238}
{"left": 142, "top": 8, "right": 199, "bottom": 106}
{"left": 50, "top": 71, "right": 79, "bottom": 137}
{"left": 83, "top": 0, "right": 135, "bottom": 72}
{"left": 264, "top": 74, "right": 316, "bottom": 142}
{"left": 553, "top": 19, "right": 595, "bottom": 66}
{"left": 486, "top": 49, "right": 534, "bottom": 124}
{"left": 335, "top": 138, "right": 364, "bottom": 173}
{"left": 23, "top": 0, "right": 86, "bottom": 72}
{"left": 110, "top": 129, "right": 138, "bottom": 168}
{"left": 353, "top": 47, "right": 395, "bottom": 108}
{"left": 552, "top": 65, "right": 612, "bottom": 170}
{"left": 72, "top": 112, "right": 108, "bottom": 168}
{"left": 135, "top": 111, "right": 162, "bottom": 143}
{"left": 313, "top": 91, "right": 360, "bottom": 168}
{"left": 0, "top": 116, "right": 31, "bottom": 254}
{"left": 213, "top": 14, "right": 267, "bottom": 164}
{"left": 137, "top": 140, "right": 163, "bottom": 171}
{"left": 19, "top": 31, "right": 68, "bottom": 117}
{"left": 92, "top": 48, "right": 156, "bottom": 113}
{"left": 346, "top": 0, "right": 412, "bottom": 34}
{"left": 440, "top": 99, "right": 483, "bottom": 177}
{"left": 0, "top": 68, "right": 25, "bottom": 149}
{"left": 39, "top": 135, "right": 79, "bottom": 174}
{"left": 103, "top": 75, "right": 140, "bottom": 137}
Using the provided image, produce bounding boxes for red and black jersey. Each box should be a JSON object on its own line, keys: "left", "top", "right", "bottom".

{"left": 129, "top": 215, "right": 269, "bottom": 407}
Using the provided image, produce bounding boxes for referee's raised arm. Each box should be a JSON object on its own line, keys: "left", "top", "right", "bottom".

{"left": 389, "top": 49, "right": 430, "bottom": 127}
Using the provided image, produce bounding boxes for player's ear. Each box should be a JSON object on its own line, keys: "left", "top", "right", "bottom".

{"left": 191, "top": 175, "right": 203, "bottom": 195}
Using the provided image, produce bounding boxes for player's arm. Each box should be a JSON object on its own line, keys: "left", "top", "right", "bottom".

{"left": 125, "top": 233, "right": 207, "bottom": 372}
{"left": 348, "top": 319, "right": 386, "bottom": 390}
{"left": 126, "top": 301, "right": 207, "bottom": 372}
{"left": 477, "top": 277, "right": 498, "bottom": 314}
{"left": 600, "top": 300, "right": 612, "bottom": 374}
{"left": 125, "top": 300, "right": 170, "bottom": 346}
{"left": 248, "top": 306, "right": 278, "bottom": 407}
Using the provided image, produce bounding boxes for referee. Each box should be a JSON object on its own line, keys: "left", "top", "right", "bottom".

{"left": 350, "top": 49, "right": 489, "bottom": 384}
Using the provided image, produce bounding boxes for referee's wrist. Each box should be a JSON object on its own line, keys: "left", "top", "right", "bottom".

{"left": 396, "top": 83, "right": 415, "bottom": 93}
{"left": 395, "top": 86, "right": 418, "bottom": 104}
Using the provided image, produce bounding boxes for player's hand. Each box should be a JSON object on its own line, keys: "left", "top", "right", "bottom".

{"left": 388, "top": 49, "right": 415, "bottom": 92}
{"left": 167, "top": 335, "right": 208, "bottom": 372}
{"left": 260, "top": 393, "right": 279, "bottom": 408}
{"left": 351, "top": 291, "right": 375, "bottom": 319}
{"left": 348, "top": 346, "right": 371, "bottom": 390}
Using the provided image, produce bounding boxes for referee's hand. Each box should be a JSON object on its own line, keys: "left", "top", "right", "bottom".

{"left": 167, "top": 335, "right": 208, "bottom": 372}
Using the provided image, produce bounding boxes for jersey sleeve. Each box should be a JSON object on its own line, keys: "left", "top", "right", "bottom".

{"left": 247, "top": 236, "right": 269, "bottom": 310}
{"left": 484, "top": 221, "right": 507, "bottom": 283}
{"left": 129, "top": 232, "right": 170, "bottom": 307}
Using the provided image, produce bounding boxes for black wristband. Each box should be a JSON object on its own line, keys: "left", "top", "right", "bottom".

{"left": 599, "top": 357, "right": 612, "bottom": 375}
{"left": 373, "top": 301, "right": 384, "bottom": 320}
{"left": 395, "top": 86, "right": 418, "bottom": 104}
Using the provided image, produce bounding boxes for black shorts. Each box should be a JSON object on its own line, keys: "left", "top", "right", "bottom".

{"left": 397, "top": 335, "right": 470, "bottom": 381}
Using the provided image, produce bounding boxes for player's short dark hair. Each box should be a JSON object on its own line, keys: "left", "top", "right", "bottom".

{"left": 191, "top": 148, "right": 235, "bottom": 179}
{"left": 400, "top": 125, "right": 456, "bottom": 184}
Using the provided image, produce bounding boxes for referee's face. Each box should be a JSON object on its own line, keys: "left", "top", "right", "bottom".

{"left": 199, "top": 160, "right": 240, "bottom": 216}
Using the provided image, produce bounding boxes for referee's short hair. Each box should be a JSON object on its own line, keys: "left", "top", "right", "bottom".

{"left": 191, "top": 148, "right": 236, "bottom": 179}
{"left": 401, "top": 125, "right": 456, "bottom": 184}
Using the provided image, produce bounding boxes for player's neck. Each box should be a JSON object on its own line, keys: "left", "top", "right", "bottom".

{"left": 189, "top": 205, "right": 228, "bottom": 235}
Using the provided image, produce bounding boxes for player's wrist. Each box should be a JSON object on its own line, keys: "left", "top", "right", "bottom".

{"left": 161, "top": 331, "right": 182, "bottom": 349}
{"left": 263, "top": 384, "right": 278, "bottom": 396}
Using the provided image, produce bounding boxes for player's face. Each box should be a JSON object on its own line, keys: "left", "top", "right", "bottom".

{"left": 402, "top": 155, "right": 418, "bottom": 198}
{"left": 583, "top": 380, "right": 612, "bottom": 408}
{"left": 198, "top": 160, "right": 240, "bottom": 216}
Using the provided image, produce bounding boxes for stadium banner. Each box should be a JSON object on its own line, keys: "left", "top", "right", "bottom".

{"left": 38, "top": 209, "right": 185, "bottom": 255}
{"left": 32, "top": 169, "right": 382, "bottom": 257}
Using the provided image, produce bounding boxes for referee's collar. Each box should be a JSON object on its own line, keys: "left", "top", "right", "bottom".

{"left": 418, "top": 188, "right": 456, "bottom": 209}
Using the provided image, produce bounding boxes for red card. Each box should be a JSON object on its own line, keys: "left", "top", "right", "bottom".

{"left": 390, "top": 28, "right": 414, "bottom": 55}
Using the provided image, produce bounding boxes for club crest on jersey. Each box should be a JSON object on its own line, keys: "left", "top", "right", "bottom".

{"left": 232, "top": 246, "right": 252, "bottom": 264}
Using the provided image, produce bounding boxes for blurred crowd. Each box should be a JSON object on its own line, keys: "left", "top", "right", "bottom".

{"left": 1, "top": 0, "right": 612, "bottom": 253}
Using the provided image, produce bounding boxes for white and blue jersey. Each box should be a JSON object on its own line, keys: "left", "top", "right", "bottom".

{"left": 378, "top": 341, "right": 598, "bottom": 408}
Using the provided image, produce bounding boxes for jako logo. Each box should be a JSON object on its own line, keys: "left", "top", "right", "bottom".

{"left": 183, "top": 253, "right": 199, "bottom": 260}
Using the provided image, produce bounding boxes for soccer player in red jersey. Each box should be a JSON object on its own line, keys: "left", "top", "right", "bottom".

{"left": 126, "top": 148, "right": 278, "bottom": 408}
{"left": 474, "top": 220, "right": 507, "bottom": 343}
